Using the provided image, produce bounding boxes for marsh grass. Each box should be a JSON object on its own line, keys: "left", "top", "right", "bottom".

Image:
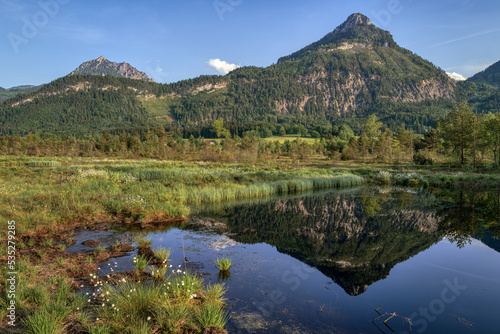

{"left": 216, "top": 258, "right": 232, "bottom": 271}
{"left": 148, "top": 265, "right": 168, "bottom": 280}
{"left": 136, "top": 237, "right": 153, "bottom": 248}
{"left": 154, "top": 246, "right": 172, "bottom": 263}
{"left": 23, "top": 286, "right": 49, "bottom": 306}
{"left": 196, "top": 304, "right": 229, "bottom": 330}
{"left": 0, "top": 160, "right": 367, "bottom": 237}
{"left": 19, "top": 278, "right": 75, "bottom": 333}
{"left": 23, "top": 309, "right": 64, "bottom": 334}
{"left": 90, "top": 271, "right": 226, "bottom": 332}
{"left": 42, "top": 238, "right": 54, "bottom": 246}
{"left": 203, "top": 284, "right": 227, "bottom": 309}
{"left": 133, "top": 255, "right": 150, "bottom": 274}
{"left": 26, "top": 160, "right": 61, "bottom": 167}
{"left": 155, "top": 302, "right": 192, "bottom": 333}
{"left": 186, "top": 174, "right": 364, "bottom": 204}
{"left": 87, "top": 324, "right": 111, "bottom": 334}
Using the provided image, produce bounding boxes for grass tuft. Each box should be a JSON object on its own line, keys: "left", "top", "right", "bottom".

{"left": 216, "top": 258, "right": 232, "bottom": 271}
{"left": 133, "top": 255, "right": 150, "bottom": 275}
{"left": 154, "top": 247, "right": 172, "bottom": 264}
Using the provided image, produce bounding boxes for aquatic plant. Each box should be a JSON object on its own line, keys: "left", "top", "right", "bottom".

{"left": 87, "top": 270, "right": 227, "bottom": 332}
{"left": 153, "top": 247, "right": 172, "bottom": 264}
{"left": 136, "top": 237, "right": 153, "bottom": 248}
{"left": 203, "top": 284, "right": 227, "bottom": 308}
{"left": 216, "top": 257, "right": 232, "bottom": 271}
{"left": 186, "top": 174, "right": 364, "bottom": 204}
{"left": 195, "top": 304, "right": 230, "bottom": 330}
{"left": 133, "top": 255, "right": 150, "bottom": 274}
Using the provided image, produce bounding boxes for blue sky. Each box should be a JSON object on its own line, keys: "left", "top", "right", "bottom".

{"left": 1, "top": 0, "right": 499, "bottom": 88}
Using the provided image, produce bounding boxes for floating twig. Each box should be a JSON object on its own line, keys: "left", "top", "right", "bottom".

{"left": 372, "top": 308, "right": 412, "bottom": 334}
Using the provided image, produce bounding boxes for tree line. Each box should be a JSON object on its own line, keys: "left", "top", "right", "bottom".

{"left": 1, "top": 102, "right": 499, "bottom": 167}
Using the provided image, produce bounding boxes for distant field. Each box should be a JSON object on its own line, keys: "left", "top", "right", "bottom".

{"left": 262, "top": 134, "right": 318, "bottom": 143}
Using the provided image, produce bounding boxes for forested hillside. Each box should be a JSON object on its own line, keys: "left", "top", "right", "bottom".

{"left": 0, "top": 85, "right": 40, "bottom": 102}
{"left": 469, "top": 60, "right": 500, "bottom": 87}
{"left": 0, "top": 14, "right": 498, "bottom": 136}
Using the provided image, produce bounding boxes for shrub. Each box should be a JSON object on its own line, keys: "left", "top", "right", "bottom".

{"left": 376, "top": 171, "right": 391, "bottom": 184}
{"left": 409, "top": 178, "right": 420, "bottom": 187}
{"left": 413, "top": 153, "right": 433, "bottom": 165}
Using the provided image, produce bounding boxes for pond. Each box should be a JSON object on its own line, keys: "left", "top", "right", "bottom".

{"left": 72, "top": 187, "right": 500, "bottom": 333}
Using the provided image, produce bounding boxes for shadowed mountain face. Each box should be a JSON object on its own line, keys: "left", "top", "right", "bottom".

{"left": 200, "top": 188, "right": 443, "bottom": 296}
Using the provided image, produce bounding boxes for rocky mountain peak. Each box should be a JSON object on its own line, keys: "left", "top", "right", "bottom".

{"left": 277, "top": 13, "right": 394, "bottom": 63}
{"left": 70, "top": 57, "right": 154, "bottom": 82}
{"left": 334, "top": 13, "right": 372, "bottom": 34}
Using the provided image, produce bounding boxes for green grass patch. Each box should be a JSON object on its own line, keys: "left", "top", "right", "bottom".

{"left": 262, "top": 134, "right": 317, "bottom": 144}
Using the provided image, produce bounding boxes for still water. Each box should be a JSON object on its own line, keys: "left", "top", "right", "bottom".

{"left": 77, "top": 187, "right": 500, "bottom": 333}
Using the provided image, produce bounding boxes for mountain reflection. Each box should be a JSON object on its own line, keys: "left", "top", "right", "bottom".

{"left": 198, "top": 188, "right": 442, "bottom": 295}
{"left": 196, "top": 187, "right": 500, "bottom": 296}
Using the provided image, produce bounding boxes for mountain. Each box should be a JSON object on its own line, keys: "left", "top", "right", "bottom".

{"left": 468, "top": 60, "right": 500, "bottom": 87}
{"left": 272, "top": 13, "right": 455, "bottom": 114}
{"left": 0, "top": 13, "right": 478, "bottom": 136}
{"left": 0, "top": 85, "right": 40, "bottom": 102}
{"left": 70, "top": 56, "right": 154, "bottom": 82}
{"left": 278, "top": 13, "right": 396, "bottom": 63}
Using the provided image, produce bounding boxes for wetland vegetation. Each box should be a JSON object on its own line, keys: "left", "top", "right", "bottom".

{"left": 0, "top": 103, "right": 499, "bottom": 333}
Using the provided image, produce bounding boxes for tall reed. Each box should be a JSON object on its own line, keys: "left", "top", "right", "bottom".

{"left": 186, "top": 174, "right": 363, "bottom": 204}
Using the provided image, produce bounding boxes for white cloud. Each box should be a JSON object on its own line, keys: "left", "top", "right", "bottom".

{"left": 144, "top": 60, "right": 169, "bottom": 82}
{"left": 446, "top": 72, "right": 467, "bottom": 81}
{"left": 207, "top": 58, "right": 241, "bottom": 75}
